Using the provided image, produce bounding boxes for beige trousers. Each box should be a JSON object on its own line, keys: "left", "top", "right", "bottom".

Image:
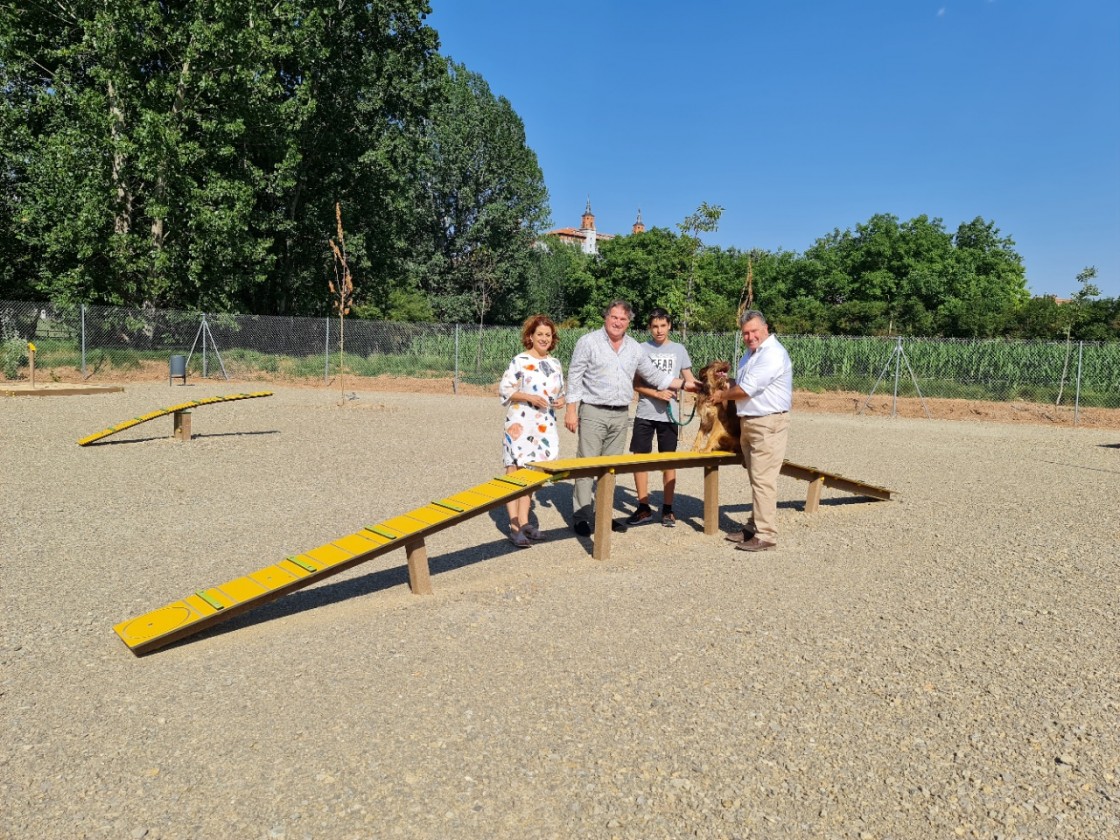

{"left": 738, "top": 412, "right": 791, "bottom": 544}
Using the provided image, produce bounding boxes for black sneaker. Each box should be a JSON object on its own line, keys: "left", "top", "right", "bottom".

{"left": 573, "top": 521, "right": 592, "bottom": 537}
{"left": 626, "top": 507, "right": 653, "bottom": 525}
{"left": 661, "top": 512, "right": 676, "bottom": 528}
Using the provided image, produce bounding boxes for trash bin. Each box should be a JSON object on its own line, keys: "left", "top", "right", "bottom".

{"left": 169, "top": 354, "right": 187, "bottom": 386}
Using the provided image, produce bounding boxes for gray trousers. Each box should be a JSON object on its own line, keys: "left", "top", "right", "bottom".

{"left": 572, "top": 404, "right": 631, "bottom": 525}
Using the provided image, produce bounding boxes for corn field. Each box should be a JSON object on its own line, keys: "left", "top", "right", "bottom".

{"left": 2, "top": 300, "right": 1117, "bottom": 411}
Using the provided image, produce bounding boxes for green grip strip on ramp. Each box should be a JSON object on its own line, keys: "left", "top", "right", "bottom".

{"left": 113, "top": 467, "right": 552, "bottom": 656}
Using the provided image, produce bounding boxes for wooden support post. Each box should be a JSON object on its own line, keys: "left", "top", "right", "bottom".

{"left": 703, "top": 465, "right": 720, "bottom": 534}
{"left": 592, "top": 470, "right": 615, "bottom": 561}
{"left": 805, "top": 476, "right": 825, "bottom": 513}
{"left": 405, "top": 538, "right": 433, "bottom": 595}
{"left": 779, "top": 461, "right": 891, "bottom": 502}
{"left": 521, "top": 453, "right": 891, "bottom": 563}
{"left": 172, "top": 410, "right": 192, "bottom": 441}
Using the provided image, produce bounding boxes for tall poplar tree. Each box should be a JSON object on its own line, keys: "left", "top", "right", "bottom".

{"left": 0, "top": 0, "right": 441, "bottom": 313}
{"left": 407, "top": 60, "right": 549, "bottom": 323}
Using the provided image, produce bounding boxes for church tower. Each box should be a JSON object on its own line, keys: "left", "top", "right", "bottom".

{"left": 632, "top": 208, "right": 645, "bottom": 235}
{"left": 579, "top": 198, "right": 597, "bottom": 254}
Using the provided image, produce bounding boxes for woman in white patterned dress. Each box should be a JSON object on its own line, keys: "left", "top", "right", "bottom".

{"left": 499, "top": 315, "right": 565, "bottom": 547}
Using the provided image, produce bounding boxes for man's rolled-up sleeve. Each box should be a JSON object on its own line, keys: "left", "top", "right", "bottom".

{"left": 636, "top": 354, "right": 675, "bottom": 391}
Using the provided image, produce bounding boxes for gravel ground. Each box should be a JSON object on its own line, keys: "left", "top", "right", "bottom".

{"left": 2, "top": 382, "right": 1118, "bottom": 840}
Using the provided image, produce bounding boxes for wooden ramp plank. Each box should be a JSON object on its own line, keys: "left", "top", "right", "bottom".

{"left": 528, "top": 452, "right": 893, "bottom": 558}
{"left": 529, "top": 451, "right": 742, "bottom": 478}
{"left": 78, "top": 391, "right": 273, "bottom": 445}
{"left": 778, "top": 461, "right": 892, "bottom": 502}
{"left": 406, "top": 505, "right": 460, "bottom": 526}
{"left": 113, "top": 468, "right": 553, "bottom": 655}
{"left": 112, "top": 457, "right": 886, "bottom": 655}
{"left": 529, "top": 452, "right": 892, "bottom": 504}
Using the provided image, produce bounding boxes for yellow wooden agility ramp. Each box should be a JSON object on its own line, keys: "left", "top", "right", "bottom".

{"left": 525, "top": 452, "right": 893, "bottom": 561}
{"left": 113, "top": 451, "right": 890, "bottom": 656}
{"left": 77, "top": 391, "right": 273, "bottom": 445}
{"left": 114, "top": 468, "right": 554, "bottom": 655}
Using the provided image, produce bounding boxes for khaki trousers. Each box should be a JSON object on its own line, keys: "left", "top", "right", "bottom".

{"left": 738, "top": 412, "right": 791, "bottom": 544}
{"left": 572, "top": 404, "right": 630, "bottom": 525}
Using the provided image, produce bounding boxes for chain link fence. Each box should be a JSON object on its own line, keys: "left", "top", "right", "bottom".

{"left": 3, "top": 300, "right": 1117, "bottom": 418}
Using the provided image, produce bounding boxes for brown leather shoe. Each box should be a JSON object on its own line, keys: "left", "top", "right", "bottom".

{"left": 724, "top": 527, "right": 756, "bottom": 544}
{"left": 734, "top": 537, "right": 776, "bottom": 552}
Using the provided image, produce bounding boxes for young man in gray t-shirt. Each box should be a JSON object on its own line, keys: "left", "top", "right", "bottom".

{"left": 627, "top": 308, "right": 696, "bottom": 526}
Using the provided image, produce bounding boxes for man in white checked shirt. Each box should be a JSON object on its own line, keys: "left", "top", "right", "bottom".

{"left": 711, "top": 309, "right": 793, "bottom": 552}
{"left": 564, "top": 300, "right": 694, "bottom": 537}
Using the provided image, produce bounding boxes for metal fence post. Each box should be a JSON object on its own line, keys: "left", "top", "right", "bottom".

{"left": 453, "top": 324, "right": 460, "bottom": 395}
{"left": 6, "top": 298, "right": 1120, "bottom": 412}
{"left": 1074, "top": 341, "right": 1084, "bottom": 426}
{"left": 892, "top": 336, "right": 902, "bottom": 417}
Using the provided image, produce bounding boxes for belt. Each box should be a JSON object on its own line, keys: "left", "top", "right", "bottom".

{"left": 743, "top": 410, "right": 789, "bottom": 418}
{"left": 584, "top": 403, "right": 629, "bottom": 411}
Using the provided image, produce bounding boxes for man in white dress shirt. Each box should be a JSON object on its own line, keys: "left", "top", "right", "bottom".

{"left": 711, "top": 309, "right": 793, "bottom": 552}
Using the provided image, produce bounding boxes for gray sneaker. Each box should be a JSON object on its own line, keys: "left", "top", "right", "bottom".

{"left": 626, "top": 507, "right": 653, "bottom": 525}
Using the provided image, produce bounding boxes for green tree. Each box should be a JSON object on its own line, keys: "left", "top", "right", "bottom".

{"left": 1005, "top": 295, "right": 1064, "bottom": 339}
{"left": 936, "top": 218, "right": 1028, "bottom": 337}
{"left": 799, "top": 229, "right": 858, "bottom": 308}
{"left": 791, "top": 213, "right": 1027, "bottom": 337}
{"left": 1075, "top": 296, "right": 1120, "bottom": 341}
{"left": 525, "top": 236, "right": 594, "bottom": 322}
{"left": 407, "top": 60, "right": 549, "bottom": 324}
{"left": 1064, "top": 266, "right": 1101, "bottom": 338}
{"left": 696, "top": 247, "right": 766, "bottom": 332}
{"left": 0, "top": 0, "right": 441, "bottom": 313}
{"left": 590, "top": 226, "right": 683, "bottom": 324}
{"left": 799, "top": 214, "right": 956, "bottom": 332}
{"left": 675, "top": 202, "right": 723, "bottom": 339}
{"left": 742, "top": 249, "right": 802, "bottom": 329}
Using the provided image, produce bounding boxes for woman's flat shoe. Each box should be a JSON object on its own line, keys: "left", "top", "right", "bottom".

{"left": 509, "top": 529, "right": 532, "bottom": 548}
{"left": 522, "top": 525, "right": 546, "bottom": 541}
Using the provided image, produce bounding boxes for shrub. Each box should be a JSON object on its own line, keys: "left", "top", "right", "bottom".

{"left": 1, "top": 336, "right": 28, "bottom": 379}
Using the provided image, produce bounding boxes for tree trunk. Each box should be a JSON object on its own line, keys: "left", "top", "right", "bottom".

{"left": 151, "top": 56, "right": 192, "bottom": 256}
{"left": 107, "top": 79, "right": 131, "bottom": 236}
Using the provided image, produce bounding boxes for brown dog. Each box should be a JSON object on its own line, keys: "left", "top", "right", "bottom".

{"left": 691, "top": 360, "right": 742, "bottom": 453}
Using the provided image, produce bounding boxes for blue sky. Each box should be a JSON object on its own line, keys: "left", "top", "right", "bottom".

{"left": 427, "top": 1, "right": 1120, "bottom": 299}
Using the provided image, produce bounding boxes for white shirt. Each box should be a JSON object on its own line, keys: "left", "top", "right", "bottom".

{"left": 734, "top": 334, "right": 793, "bottom": 417}
{"left": 567, "top": 328, "right": 676, "bottom": 407}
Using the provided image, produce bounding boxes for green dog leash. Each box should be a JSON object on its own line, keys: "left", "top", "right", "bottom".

{"left": 666, "top": 396, "right": 697, "bottom": 428}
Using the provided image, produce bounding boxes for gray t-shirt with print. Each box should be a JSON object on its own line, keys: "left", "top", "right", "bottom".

{"left": 634, "top": 340, "right": 691, "bottom": 422}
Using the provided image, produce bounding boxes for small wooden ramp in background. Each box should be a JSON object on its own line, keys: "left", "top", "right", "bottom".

{"left": 77, "top": 391, "right": 273, "bottom": 445}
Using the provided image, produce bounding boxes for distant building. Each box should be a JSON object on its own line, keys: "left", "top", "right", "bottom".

{"left": 546, "top": 200, "right": 646, "bottom": 255}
